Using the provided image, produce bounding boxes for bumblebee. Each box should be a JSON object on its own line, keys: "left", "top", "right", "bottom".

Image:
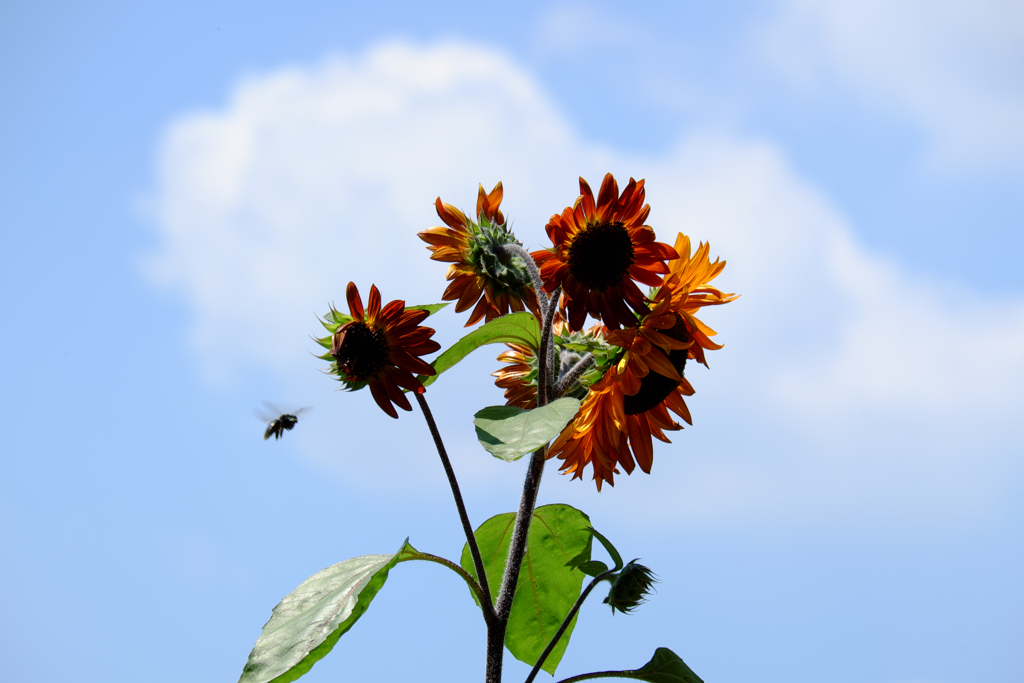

{"left": 255, "top": 402, "right": 312, "bottom": 440}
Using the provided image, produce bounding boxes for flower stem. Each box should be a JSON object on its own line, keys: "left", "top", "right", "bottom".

{"left": 415, "top": 392, "right": 496, "bottom": 625}
{"left": 498, "top": 243, "right": 548, "bottom": 321}
{"left": 523, "top": 569, "right": 616, "bottom": 683}
{"left": 554, "top": 671, "right": 642, "bottom": 683}
{"left": 488, "top": 244, "right": 556, "bottom": 683}
{"left": 400, "top": 551, "right": 488, "bottom": 611}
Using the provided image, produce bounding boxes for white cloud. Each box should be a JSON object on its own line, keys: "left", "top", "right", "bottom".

{"left": 758, "top": 0, "right": 1024, "bottom": 171}
{"left": 144, "top": 40, "right": 1024, "bottom": 526}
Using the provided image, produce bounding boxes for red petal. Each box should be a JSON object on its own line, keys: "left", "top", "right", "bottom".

{"left": 346, "top": 282, "right": 364, "bottom": 320}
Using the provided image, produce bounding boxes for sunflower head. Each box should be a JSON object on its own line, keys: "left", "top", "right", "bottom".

{"left": 603, "top": 560, "right": 658, "bottom": 614}
{"left": 315, "top": 282, "right": 441, "bottom": 418}
{"left": 418, "top": 182, "right": 540, "bottom": 327}
{"left": 531, "top": 173, "right": 678, "bottom": 331}
{"left": 545, "top": 234, "right": 740, "bottom": 490}
{"left": 492, "top": 320, "right": 617, "bottom": 409}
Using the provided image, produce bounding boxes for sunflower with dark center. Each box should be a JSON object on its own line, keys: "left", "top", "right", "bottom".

{"left": 318, "top": 282, "right": 441, "bottom": 419}
{"left": 531, "top": 173, "right": 678, "bottom": 331}
{"left": 418, "top": 182, "right": 540, "bottom": 327}
{"left": 545, "top": 232, "right": 736, "bottom": 490}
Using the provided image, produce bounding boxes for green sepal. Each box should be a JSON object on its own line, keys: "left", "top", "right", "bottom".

{"left": 237, "top": 539, "right": 418, "bottom": 683}
{"left": 473, "top": 397, "right": 580, "bottom": 462}
{"left": 589, "top": 527, "right": 624, "bottom": 571}
{"left": 418, "top": 311, "right": 540, "bottom": 388}
{"left": 460, "top": 504, "right": 592, "bottom": 674}
{"left": 406, "top": 302, "right": 449, "bottom": 316}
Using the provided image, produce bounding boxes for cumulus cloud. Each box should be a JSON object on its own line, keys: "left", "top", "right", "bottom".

{"left": 144, "top": 40, "right": 1024, "bottom": 525}
{"left": 758, "top": 0, "right": 1024, "bottom": 172}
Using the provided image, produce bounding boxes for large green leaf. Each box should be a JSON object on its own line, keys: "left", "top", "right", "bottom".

{"left": 460, "top": 504, "right": 592, "bottom": 674}
{"left": 238, "top": 540, "right": 418, "bottom": 683}
{"left": 419, "top": 311, "right": 540, "bottom": 388}
{"left": 474, "top": 397, "right": 581, "bottom": 462}
{"left": 617, "top": 647, "right": 705, "bottom": 683}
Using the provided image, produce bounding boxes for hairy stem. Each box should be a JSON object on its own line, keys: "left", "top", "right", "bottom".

{"left": 415, "top": 393, "right": 495, "bottom": 624}
{"left": 553, "top": 352, "right": 595, "bottom": 400}
{"left": 498, "top": 243, "right": 549, "bottom": 321}
{"left": 524, "top": 569, "right": 616, "bottom": 683}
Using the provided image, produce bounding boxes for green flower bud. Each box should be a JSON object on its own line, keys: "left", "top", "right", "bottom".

{"left": 603, "top": 560, "right": 657, "bottom": 614}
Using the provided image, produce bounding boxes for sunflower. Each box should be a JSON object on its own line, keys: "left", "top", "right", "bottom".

{"left": 492, "top": 314, "right": 616, "bottom": 410}
{"left": 660, "top": 233, "right": 739, "bottom": 367}
{"left": 549, "top": 328, "right": 695, "bottom": 491}
{"left": 418, "top": 182, "right": 540, "bottom": 327}
{"left": 531, "top": 173, "right": 678, "bottom": 331}
{"left": 316, "top": 282, "right": 441, "bottom": 419}
{"left": 545, "top": 232, "right": 736, "bottom": 489}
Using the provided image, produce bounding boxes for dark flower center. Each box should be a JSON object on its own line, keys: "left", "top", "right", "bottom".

{"left": 623, "top": 314, "right": 690, "bottom": 415}
{"left": 566, "top": 222, "right": 635, "bottom": 291}
{"left": 334, "top": 321, "right": 390, "bottom": 380}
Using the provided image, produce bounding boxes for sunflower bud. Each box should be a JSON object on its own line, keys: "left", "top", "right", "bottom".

{"left": 603, "top": 560, "right": 657, "bottom": 614}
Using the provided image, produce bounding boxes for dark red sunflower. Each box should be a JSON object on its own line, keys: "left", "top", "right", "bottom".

{"left": 318, "top": 282, "right": 441, "bottom": 418}
{"left": 531, "top": 173, "right": 678, "bottom": 331}
{"left": 418, "top": 182, "right": 540, "bottom": 327}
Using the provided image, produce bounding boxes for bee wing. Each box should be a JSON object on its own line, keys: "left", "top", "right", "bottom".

{"left": 293, "top": 406, "right": 314, "bottom": 419}
{"left": 262, "top": 400, "right": 287, "bottom": 416}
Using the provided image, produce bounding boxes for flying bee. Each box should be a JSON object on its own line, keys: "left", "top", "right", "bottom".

{"left": 254, "top": 402, "right": 313, "bottom": 441}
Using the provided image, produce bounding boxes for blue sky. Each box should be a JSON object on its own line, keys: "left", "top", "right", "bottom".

{"left": 2, "top": 2, "right": 1023, "bottom": 682}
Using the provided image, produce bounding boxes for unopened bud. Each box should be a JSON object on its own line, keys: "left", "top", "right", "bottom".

{"left": 603, "top": 560, "right": 657, "bottom": 614}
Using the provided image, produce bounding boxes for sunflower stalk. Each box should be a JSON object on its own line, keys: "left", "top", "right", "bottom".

{"left": 415, "top": 393, "right": 496, "bottom": 624}
{"left": 487, "top": 250, "right": 559, "bottom": 683}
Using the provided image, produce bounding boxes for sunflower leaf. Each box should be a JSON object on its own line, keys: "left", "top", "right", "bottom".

{"left": 473, "top": 398, "right": 581, "bottom": 462}
{"left": 624, "top": 647, "right": 705, "bottom": 683}
{"left": 418, "top": 311, "right": 541, "bottom": 388}
{"left": 460, "top": 504, "right": 592, "bottom": 674}
{"left": 237, "top": 540, "right": 418, "bottom": 683}
{"left": 406, "top": 302, "right": 449, "bottom": 316}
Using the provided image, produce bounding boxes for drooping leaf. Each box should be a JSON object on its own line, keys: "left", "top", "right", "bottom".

{"left": 473, "top": 398, "right": 581, "bottom": 462}
{"left": 626, "top": 647, "right": 704, "bottom": 683}
{"left": 460, "top": 504, "right": 592, "bottom": 674}
{"left": 406, "top": 303, "right": 449, "bottom": 316}
{"left": 574, "top": 560, "right": 610, "bottom": 577}
{"left": 419, "top": 311, "right": 540, "bottom": 388}
{"left": 237, "top": 540, "right": 418, "bottom": 683}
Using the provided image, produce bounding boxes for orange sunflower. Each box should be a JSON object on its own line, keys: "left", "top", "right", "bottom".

{"left": 660, "top": 233, "right": 739, "bottom": 367}
{"left": 550, "top": 309, "right": 696, "bottom": 491}
{"left": 545, "top": 233, "right": 736, "bottom": 489}
{"left": 317, "top": 282, "right": 441, "bottom": 419}
{"left": 418, "top": 182, "right": 540, "bottom": 327}
{"left": 531, "top": 173, "right": 678, "bottom": 331}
